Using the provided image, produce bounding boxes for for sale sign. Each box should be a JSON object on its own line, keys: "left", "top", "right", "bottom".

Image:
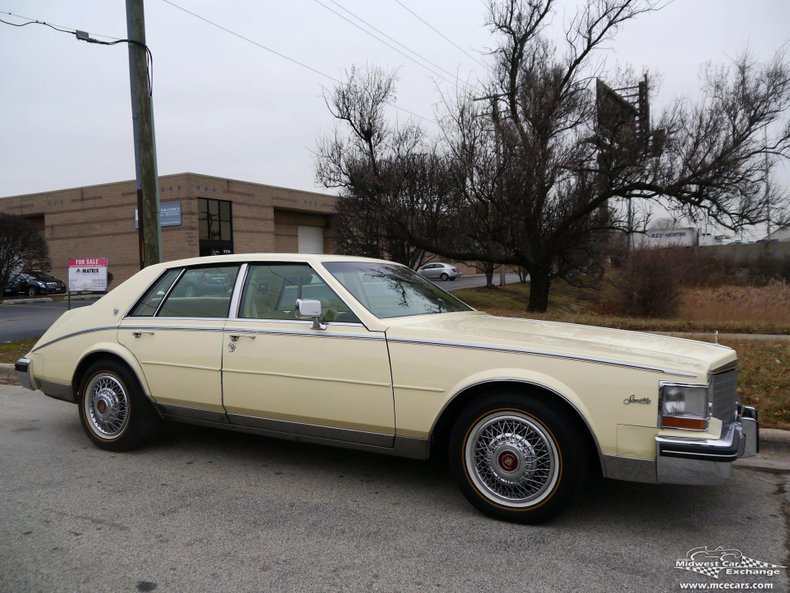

{"left": 68, "top": 257, "right": 109, "bottom": 292}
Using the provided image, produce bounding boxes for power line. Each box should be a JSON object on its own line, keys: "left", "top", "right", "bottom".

{"left": 391, "top": 0, "right": 487, "bottom": 69}
{"left": 0, "top": 10, "right": 154, "bottom": 95}
{"left": 316, "top": 0, "right": 470, "bottom": 88}
{"left": 0, "top": 10, "right": 122, "bottom": 41}
{"left": 159, "top": 0, "right": 437, "bottom": 126}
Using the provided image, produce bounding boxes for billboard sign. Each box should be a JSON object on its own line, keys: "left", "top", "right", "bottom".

{"left": 68, "top": 257, "right": 109, "bottom": 292}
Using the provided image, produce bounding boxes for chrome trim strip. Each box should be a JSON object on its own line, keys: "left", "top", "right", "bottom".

{"left": 393, "top": 383, "right": 446, "bottom": 394}
{"left": 222, "top": 326, "right": 385, "bottom": 341}
{"left": 141, "top": 360, "right": 220, "bottom": 372}
{"left": 118, "top": 324, "right": 383, "bottom": 342}
{"left": 226, "top": 413, "right": 394, "bottom": 448}
{"left": 121, "top": 323, "right": 226, "bottom": 331}
{"left": 387, "top": 336, "right": 699, "bottom": 377}
{"left": 31, "top": 326, "right": 119, "bottom": 353}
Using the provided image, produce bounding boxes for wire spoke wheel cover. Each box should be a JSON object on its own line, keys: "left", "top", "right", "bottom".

{"left": 83, "top": 373, "right": 130, "bottom": 439}
{"left": 464, "top": 410, "right": 560, "bottom": 509}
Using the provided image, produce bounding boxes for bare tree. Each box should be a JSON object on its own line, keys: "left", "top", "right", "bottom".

{"left": 315, "top": 66, "right": 440, "bottom": 268}
{"left": 317, "top": 2, "right": 790, "bottom": 312}
{"left": 0, "top": 213, "right": 50, "bottom": 292}
{"left": 430, "top": 0, "right": 790, "bottom": 311}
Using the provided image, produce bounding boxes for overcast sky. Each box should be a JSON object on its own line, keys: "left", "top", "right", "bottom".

{"left": 1, "top": 0, "right": 788, "bottom": 213}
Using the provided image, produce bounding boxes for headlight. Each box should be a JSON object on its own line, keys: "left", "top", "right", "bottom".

{"left": 37, "top": 282, "right": 46, "bottom": 287}
{"left": 660, "top": 383, "right": 710, "bottom": 430}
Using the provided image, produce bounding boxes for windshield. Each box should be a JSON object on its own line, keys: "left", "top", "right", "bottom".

{"left": 323, "top": 261, "right": 472, "bottom": 319}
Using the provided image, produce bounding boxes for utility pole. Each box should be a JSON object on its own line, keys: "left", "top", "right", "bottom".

{"left": 126, "top": 0, "right": 162, "bottom": 268}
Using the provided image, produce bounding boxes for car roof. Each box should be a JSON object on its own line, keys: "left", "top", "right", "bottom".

{"left": 147, "top": 253, "right": 395, "bottom": 271}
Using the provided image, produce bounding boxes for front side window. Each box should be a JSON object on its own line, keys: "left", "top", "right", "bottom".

{"left": 157, "top": 265, "right": 240, "bottom": 318}
{"left": 239, "top": 263, "right": 359, "bottom": 323}
{"left": 323, "top": 262, "right": 471, "bottom": 318}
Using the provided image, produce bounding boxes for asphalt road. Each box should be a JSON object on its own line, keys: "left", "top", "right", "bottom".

{"left": 1, "top": 384, "right": 787, "bottom": 593}
{"left": 0, "top": 298, "right": 99, "bottom": 342}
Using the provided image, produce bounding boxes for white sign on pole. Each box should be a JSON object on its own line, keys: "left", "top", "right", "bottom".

{"left": 68, "top": 257, "right": 109, "bottom": 292}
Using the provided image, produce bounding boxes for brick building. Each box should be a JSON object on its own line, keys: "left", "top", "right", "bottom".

{"left": 0, "top": 173, "right": 339, "bottom": 287}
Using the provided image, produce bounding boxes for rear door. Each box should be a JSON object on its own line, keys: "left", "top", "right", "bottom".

{"left": 118, "top": 264, "right": 241, "bottom": 421}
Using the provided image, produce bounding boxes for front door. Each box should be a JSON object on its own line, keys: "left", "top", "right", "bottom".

{"left": 221, "top": 262, "right": 394, "bottom": 447}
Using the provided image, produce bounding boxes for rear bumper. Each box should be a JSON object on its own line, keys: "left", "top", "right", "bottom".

{"left": 656, "top": 406, "right": 759, "bottom": 485}
{"left": 15, "top": 358, "right": 34, "bottom": 391}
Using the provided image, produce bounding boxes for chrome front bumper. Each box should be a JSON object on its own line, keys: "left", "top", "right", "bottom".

{"left": 656, "top": 406, "right": 759, "bottom": 485}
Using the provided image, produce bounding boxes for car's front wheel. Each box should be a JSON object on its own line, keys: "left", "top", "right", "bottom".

{"left": 78, "top": 360, "right": 161, "bottom": 451}
{"left": 27, "top": 287, "right": 39, "bottom": 297}
{"left": 449, "top": 392, "right": 588, "bottom": 524}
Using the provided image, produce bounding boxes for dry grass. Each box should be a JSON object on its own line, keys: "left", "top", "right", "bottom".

{"left": 674, "top": 336, "right": 790, "bottom": 430}
{"left": 679, "top": 280, "right": 790, "bottom": 326}
{"left": 0, "top": 338, "right": 37, "bottom": 365}
{"left": 456, "top": 280, "right": 790, "bottom": 334}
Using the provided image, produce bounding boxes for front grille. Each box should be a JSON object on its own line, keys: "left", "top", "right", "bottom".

{"left": 711, "top": 369, "right": 738, "bottom": 423}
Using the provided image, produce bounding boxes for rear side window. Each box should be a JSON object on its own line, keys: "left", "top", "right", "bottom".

{"left": 129, "top": 269, "right": 182, "bottom": 317}
{"left": 157, "top": 265, "right": 240, "bottom": 318}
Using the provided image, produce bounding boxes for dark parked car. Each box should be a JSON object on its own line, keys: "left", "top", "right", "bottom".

{"left": 4, "top": 272, "right": 66, "bottom": 297}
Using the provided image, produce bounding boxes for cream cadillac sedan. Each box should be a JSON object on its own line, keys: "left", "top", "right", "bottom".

{"left": 16, "top": 254, "right": 759, "bottom": 523}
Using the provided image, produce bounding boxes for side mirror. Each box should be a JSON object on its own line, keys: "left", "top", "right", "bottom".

{"left": 295, "top": 299, "right": 325, "bottom": 330}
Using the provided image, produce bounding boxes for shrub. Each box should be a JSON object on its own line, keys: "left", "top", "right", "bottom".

{"left": 606, "top": 249, "right": 682, "bottom": 318}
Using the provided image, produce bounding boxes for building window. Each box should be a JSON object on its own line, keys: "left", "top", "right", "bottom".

{"left": 198, "top": 198, "right": 233, "bottom": 256}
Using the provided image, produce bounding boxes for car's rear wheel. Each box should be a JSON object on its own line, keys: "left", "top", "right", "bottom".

{"left": 78, "top": 360, "right": 161, "bottom": 451}
{"left": 440, "top": 273, "right": 449, "bottom": 281}
{"left": 449, "top": 392, "right": 587, "bottom": 524}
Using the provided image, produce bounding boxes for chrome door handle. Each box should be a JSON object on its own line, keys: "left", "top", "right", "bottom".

{"left": 132, "top": 331, "right": 155, "bottom": 338}
{"left": 229, "top": 334, "right": 256, "bottom": 341}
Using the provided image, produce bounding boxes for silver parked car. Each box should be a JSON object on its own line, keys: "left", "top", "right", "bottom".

{"left": 417, "top": 262, "right": 461, "bottom": 281}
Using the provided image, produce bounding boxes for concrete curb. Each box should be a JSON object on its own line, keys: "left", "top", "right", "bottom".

{"left": 1, "top": 294, "right": 100, "bottom": 305}
{"left": 1, "top": 358, "right": 787, "bottom": 448}
{"left": 1, "top": 297, "right": 53, "bottom": 305}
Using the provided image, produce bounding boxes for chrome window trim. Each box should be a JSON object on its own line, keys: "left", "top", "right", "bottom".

{"left": 152, "top": 267, "right": 186, "bottom": 318}
{"left": 223, "top": 325, "right": 385, "bottom": 341}
{"left": 387, "top": 337, "right": 699, "bottom": 377}
{"left": 118, "top": 323, "right": 385, "bottom": 342}
{"left": 124, "top": 267, "right": 184, "bottom": 319}
{"left": 227, "top": 263, "right": 249, "bottom": 320}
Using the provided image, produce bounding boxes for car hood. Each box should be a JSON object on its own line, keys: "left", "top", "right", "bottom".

{"left": 384, "top": 311, "right": 735, "bottom": 378}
